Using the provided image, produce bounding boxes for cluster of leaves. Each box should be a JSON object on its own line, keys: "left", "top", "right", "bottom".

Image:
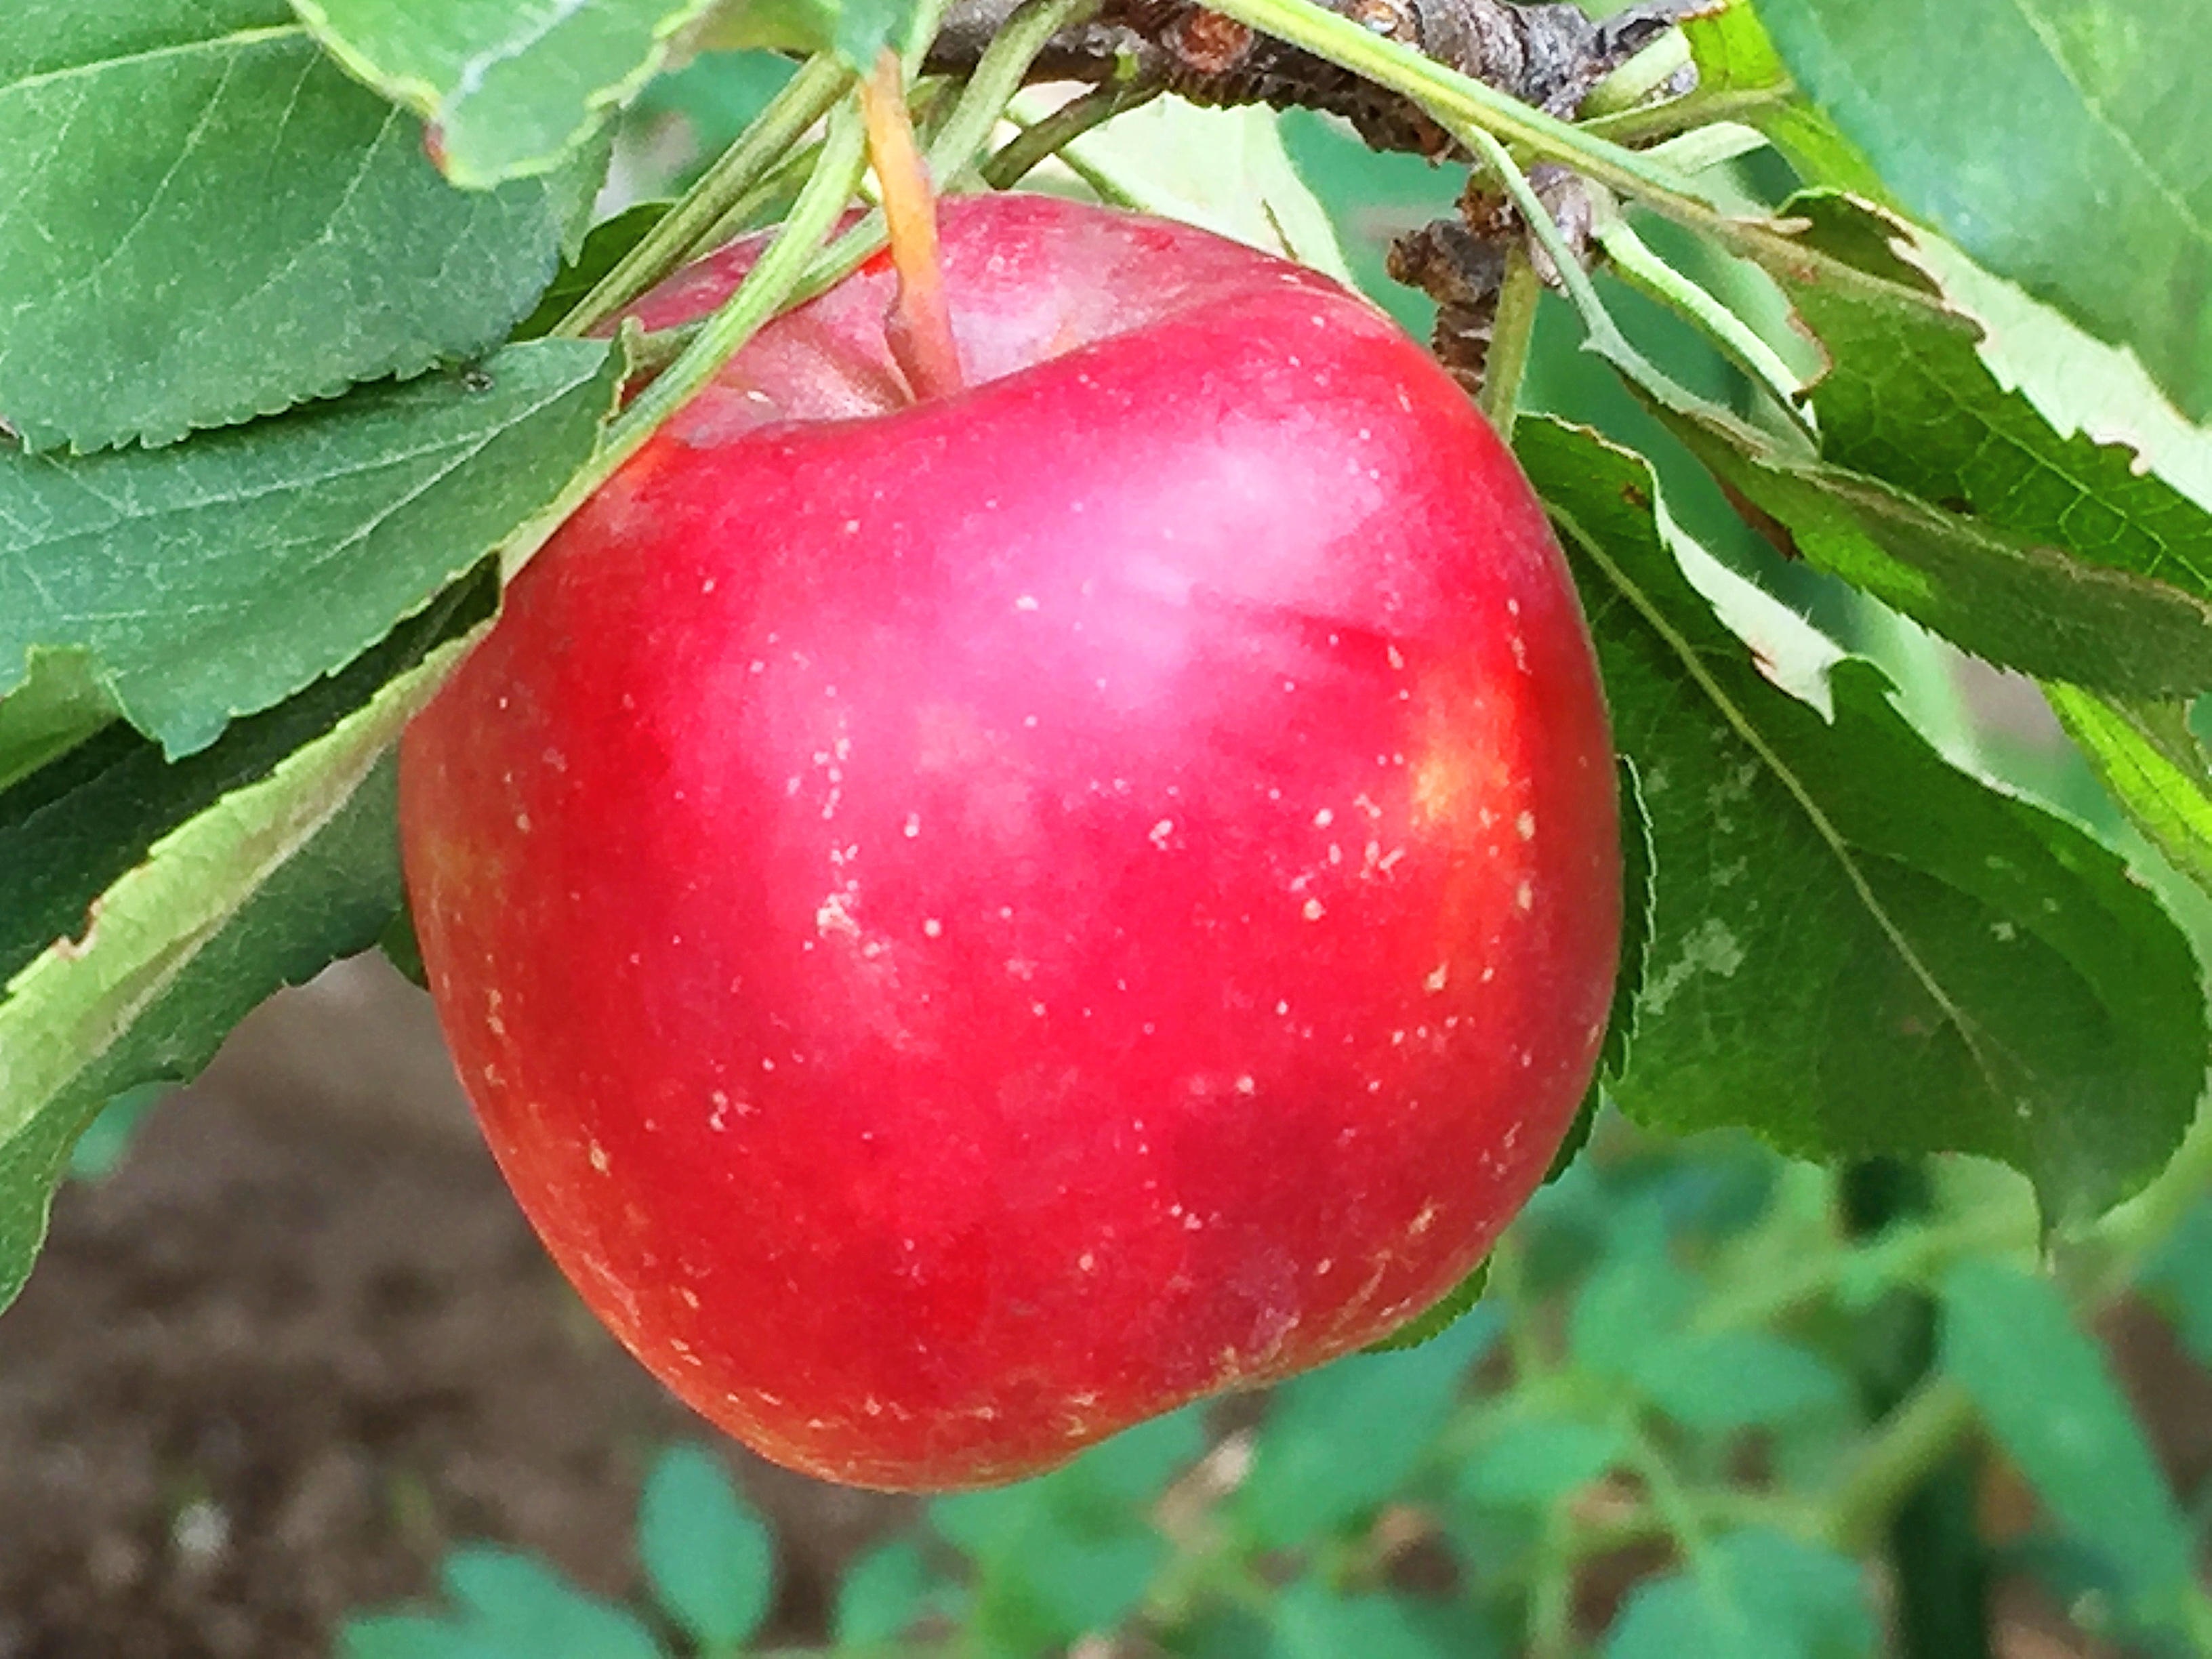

{"left": 5, "top": 0, "right": 2212, "bottom": 1500}
{"left": 337, "top": 1126, "right": 2212, "bottom": 1656}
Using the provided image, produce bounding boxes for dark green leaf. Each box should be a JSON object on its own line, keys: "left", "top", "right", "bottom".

{"left": 1755, "top": 0, "right": 2212, "bottom": 422}
{"left": 1652, "top": 197, "right": 2212, "bottom": 698}
{"left": 1364, "top": 1258, "right": 1490, "bottom": 1353}
{"left": 1601, "top": 756, "right": 1655, "bottom": 1088}
{"left": 0, "top": 651, "right": 117, "bottom": 793}
{"left": 0, "top": 584, "right": 489, "bottom": 1313}
{"left": 441, "top": 1547, "right": 665, "bottom": 1659}
{"left": 1604, "top": 1528, "right": 1872, "bottom": 1659}
{"left": 637, "top": 1444, "right": 774, "bottom": 1649}
{"left": 0, "top": 3, "right": 599, "bottom": 452}
{"left": 294, "top": 0, "right": 710, "bottom": 188}
{"left": 515, "top": 202, "right": 674, "bottom": 340}
{"left": 1532, "top": 754, "right": 1659, "bottom": 1193}
{"left": 1522, "top": 418, "right": 2207, "bottom": 1220}
{"left": 1942, "top": 1259, "right": 2199, "bottom": 1632}
{"left": 1235, "top": 1307, "right": 1496, "bottom": 1548}
{"left": 1, "top": 338, "right": 618, "bottom": 756}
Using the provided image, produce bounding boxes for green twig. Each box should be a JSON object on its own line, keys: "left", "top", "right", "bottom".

{"left": 552, "top": 54, "right": 853, "bottom": 337}
{"left": 1527, "top": 1507, "right": 1580, "bottom": 1659}
{"left": 1197, "top": 0, "right": 1711, "bottom": 216}
{"left": 766, "top": 0, "right": 1110, "bottom": 317}
{"left": 981, "top": 83, "right": 1164, "bottom": 188}
{"left": 930, "top": 0, "right": 1102, "bottom": 182}
{"left": 695, "top": 136, "right": 830, "bottom": 251}
{"left": 1444, "top": 117, "right": 1739, "bottom": 437}
{"left": 1822, "top": 1380, "right": 1982, "bottom": 1565}
{"left": 1826, "top": 1378, "right": 1977, "bottom": 1557}
{"left": 1481, "top": 242, "right": 1542, "bottom": 440}
{"left": 500, "top": 101, "right": 872, "bottom": 582}
{"left": 1575, "top": 26, "right": 1691, "bottom": 120}
{"left": 1590, "top": 213, "right": 1814, "bottom": 441}
{"left": 1582, "top": 84, "right": 1793, "bottom": 149}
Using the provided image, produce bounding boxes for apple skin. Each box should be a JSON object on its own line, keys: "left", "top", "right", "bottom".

{"left": 400, "top": 194, "right": 1619, "bottom": 1490}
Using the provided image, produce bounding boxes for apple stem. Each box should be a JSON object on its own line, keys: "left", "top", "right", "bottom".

{"left": 861, "top": 50, "right": 966, "bottom": 403}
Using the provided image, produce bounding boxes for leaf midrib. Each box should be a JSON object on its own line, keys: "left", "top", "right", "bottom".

{"left": 1554, "top": 496, "right": 2020, "bottom": 1107}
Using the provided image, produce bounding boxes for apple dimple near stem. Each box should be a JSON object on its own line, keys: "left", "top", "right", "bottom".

{"left": 860, "top": 52, "right": 965, "bottom": 405}
{"left": 400, "top": 195, "right": 1621, "bottom": 1490}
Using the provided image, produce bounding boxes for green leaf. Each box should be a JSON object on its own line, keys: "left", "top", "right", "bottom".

{"left": 1530, "top": 754, "right": 1659, "bottom": 1195}
{"left": 440, "top": 1547, "right": 665, "bottom": 1659}
{"left": 0, "top": 2, "right": 600, "bottom": 452}
{"left": 1755, "top": 0, "right": 2212, "bottom": 423}
{"left": 1, "top": 337, "right": 619, "bottom": 757}
{"left": 0, "top": 651, "right": 118, "bottom": 793}
{"left": 2045, "top": 689, "right": 2212, "bottom": 901}
{"left": 1675, "top": 0, "right": 1889, "bottom": 197}
{"left": 831, "top": 0, "right": 925, "bottom": 70}
{"left": 1652, "top": 197, "right": 2212, "bottom": 698}
{"left": 1235, "top": 1307, "right": 1496, "bottom": 1549}
{"left": 0, "top": 588, "right": 487, "bottom": 1313}
{"left": 515, "top": 202, "right": 675, "bottom": 340}
{"left": 293, "top": 0, "right": 717, "bottom": 188}
{"left": 833, "top": 1539, "right": 935, "bottom": 1647}
{"left": 1510, "top": 756, "right": 1656, "bottom": 1206}
{"left": 636, "top": 1444, "right": 774, "bottom": 1650}
{"left": 1604, "top": 1528, "right": 1872, "bottom": 1659}
{"left": 1521, "top": 418, "right": 2207, "bottom": 1220}
{"left": 1457, "top": 1414, "right": 1624, "bottom": 1511}
{"left": 1898, "top": 228, "right": 2212, "bottom": 514}
{"left": 1631, "top": 1331, "right": 1849, "bottom": 1433}
{"left": 1363, "top": 1258, "right": 1490, "bottom": 1353}
{"left": 1942, "top": 1262, "right": 2197, "bottom": 1616}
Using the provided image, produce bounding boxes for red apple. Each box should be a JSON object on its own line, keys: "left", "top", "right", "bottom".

{"left": 400, "top": 193, "right": 1619, "bottom": 1490}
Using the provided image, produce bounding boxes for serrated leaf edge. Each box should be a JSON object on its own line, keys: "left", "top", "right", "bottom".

{"left": 292, "top": 0, "right": 722, "bottom": 188}
{"left": 1544, "top": 425, "right": 2032, "bottom": 1132}
{"left": 0, "top": 625, "right": 480, "bottom": 1149}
